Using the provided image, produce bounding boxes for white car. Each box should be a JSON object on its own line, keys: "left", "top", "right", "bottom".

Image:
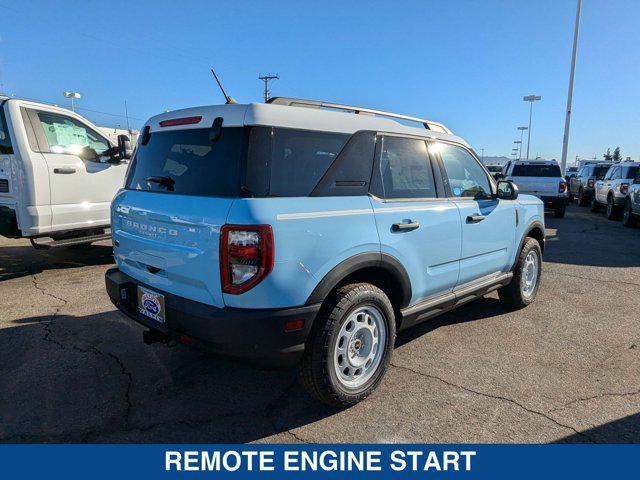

{"left": 0, "top": 96, "right": 131, "bottom": 248}
{"left": 592, "top": 162, "right": 640, "bottom": 220}
{"left": 504, "top": 160, "right": 567, "bottom": 218}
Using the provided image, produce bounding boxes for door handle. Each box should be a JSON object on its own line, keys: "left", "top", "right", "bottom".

{"left": 53, "top": 167, "right": 76, "bottom": 174}
{"left": 467, "top": 214, "right": 486, "bottom": 223}
{"left": 392, "top": 221, "right": 420, "bottom": 232}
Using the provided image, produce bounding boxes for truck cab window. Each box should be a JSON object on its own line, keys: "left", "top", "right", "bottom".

{"left": 0, "top": 106, "right": 12, "bottom": 154}
{"left": 36, "top": 111, "right": 109, "bottom": 157}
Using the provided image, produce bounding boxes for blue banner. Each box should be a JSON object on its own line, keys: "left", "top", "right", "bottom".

{"left": 0, "top": 444, "right": 636, "bottom": 479}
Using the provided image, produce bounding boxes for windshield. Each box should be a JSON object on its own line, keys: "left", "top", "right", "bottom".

{"left": 511, "top": 164, "right": 561, "bottom": 177}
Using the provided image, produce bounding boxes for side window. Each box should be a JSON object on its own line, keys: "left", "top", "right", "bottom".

{"left": 436, "top": 143, "right": 492, "bottom": 198}
{"left": 378, "top": 136, "right": 436, "bottom": 199}
{"left": 0, "top": 105, "right": 13, "bottom": 154}
{"left": 36, "top": 110, "right": 110, "bottom": 156}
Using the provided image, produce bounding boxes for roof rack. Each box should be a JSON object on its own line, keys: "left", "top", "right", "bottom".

{"left": 267, "top": 97, "right": 452, "bottom": 135}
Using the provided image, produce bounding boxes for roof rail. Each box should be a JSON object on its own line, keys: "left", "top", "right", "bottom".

{"left": 267, "top": 97, "right": 452, "bottom": 135}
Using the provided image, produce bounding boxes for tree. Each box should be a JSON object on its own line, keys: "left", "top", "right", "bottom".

{"left": 612, "top": 146, "right": 622, "bottom": 162}
{"left": 603, "top": 148, "right": 612, "bottom": 161}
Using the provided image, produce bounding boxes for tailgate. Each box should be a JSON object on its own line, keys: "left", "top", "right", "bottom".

{"left": 511, "top": 177, "right": 559, "bottom": 196}
{"left": 112, "top": 190, "right": 234, "bottom": 307}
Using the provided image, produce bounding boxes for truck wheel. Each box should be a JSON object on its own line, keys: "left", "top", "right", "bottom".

{"left": 590, "top": 196, "right": 600, "bottom": 212}
{"left": 578, "top": 189, "right": 588, "bottom": 207}
{"left": 606, "top": 195, "right": 619, "bottom": 220}
{"left": 554, "top": 201, "right": 566, "bottom": 218}
{"left": 499, "top": 238, "right": 542, "bottom": 309}
{"left": 297, "top": 283, "right": 396, "bottom": 408}
{"left": 622, "top": 199, "right": 637, "bottom": 228}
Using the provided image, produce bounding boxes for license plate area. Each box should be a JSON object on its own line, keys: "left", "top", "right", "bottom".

{"left": 137, "top": 286, "right": 166, "bottom": 323}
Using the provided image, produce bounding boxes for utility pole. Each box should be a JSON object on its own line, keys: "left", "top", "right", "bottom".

{"left": 523, "top": 95, "right": 541, "bottom": 160}
{"left": 560, "top": 0, "right": 582, "bottom": 176}
{"left": 124, "top": 100, "right": 131, "bottom": 133}
{"left": 259, "top": 73, "right": 279, "bottom": 103}
{"left": 517, "top": 126, "right": 528, "bottom": 160}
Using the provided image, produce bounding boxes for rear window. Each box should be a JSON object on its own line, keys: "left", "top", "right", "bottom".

{"left": 621, "top": 166, "right": 640, "bottom": 179}
{"left": 0, "top": 104, "right": 13, "bottom": 154}
{"left": 592, "top": 165, "right": 611, "bottom": 178}
{"left": 126, "top": 127, "right": 246, "bottom": 196}
{"left": 511, "top": 163, "right": 561, "bottom": 177}
{"left": 126, "top": 126, "right": 350, "bottom": 198}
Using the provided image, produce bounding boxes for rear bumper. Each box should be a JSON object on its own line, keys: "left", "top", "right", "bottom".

{"left": 538, "top": 196, "right": 566, "bottom": 209}
{"left": 0, "top": 205, "right": 20, "bottom": 238}
{"left": 105, "top": 268, "right": 320, "bottom": 368}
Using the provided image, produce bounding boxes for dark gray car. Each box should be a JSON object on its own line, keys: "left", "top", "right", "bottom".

{"left": 569, "top": 163, "right": 612, "bottom": 206}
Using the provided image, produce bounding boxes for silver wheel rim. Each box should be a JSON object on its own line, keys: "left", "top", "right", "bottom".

{"left": 520, "top": 251, "right": 539, "bottom": 299}
{"left": 333, "top": 305, "right": 387, "bottom": 389}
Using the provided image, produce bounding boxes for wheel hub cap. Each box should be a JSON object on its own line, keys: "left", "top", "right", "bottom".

{"left": 520, "top": 251, "right": 539, "bottom": 299}
{"left": 334, "top": 305, "right": 387, "bottom": 388}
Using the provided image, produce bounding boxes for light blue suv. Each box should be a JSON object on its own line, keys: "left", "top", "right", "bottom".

{"left": 105, "top": 98, "right": 545, "bottom": 407}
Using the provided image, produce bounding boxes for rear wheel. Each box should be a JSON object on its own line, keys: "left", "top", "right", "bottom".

{"left": 622, "top": 199, "right": 637, "bottom": 228}
{"left": 606, "top": 195, "right": 620, "bottom": 220}
{"left": 554, "top": 201, "right": 566, "bottom": 218}
{"left": 578, "top": 188, "right": 588, "bottom": 207}
{"left": 590, "top": 195, "right": 600, "bottom": 212}
{"left": 499, "top": 238, "right": 542, "bottom": 309}
{"left": 297, "top": 283, "right": 396, "bottom": 408}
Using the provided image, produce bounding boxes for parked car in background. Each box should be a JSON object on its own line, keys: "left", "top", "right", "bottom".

{"left": 105, "top": 97, "right": 545, "bottom": 407}
{"left": 569, "top": 162, "right": 612, "bottom": 206}
{"left": 485, "top": 164, "right": 504, "bottom": 180}
{"left": 564, "top": 166, "right": 578, "bottom": 192}
{"left": 504, "top": 160, "right": 567, "bottom": 217}
{"left": 622, "top": 171, "right": 640, "bottom": 227}
{"left": 0, "top": 96, "right": 132, "bottom": 248}
{"left": 592, "top": 162, "right": 640, "bottom": 220}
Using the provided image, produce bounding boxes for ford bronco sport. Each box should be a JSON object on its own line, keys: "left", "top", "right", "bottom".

{"left": 105, "top": 98, "right": 545, "bottom": 407}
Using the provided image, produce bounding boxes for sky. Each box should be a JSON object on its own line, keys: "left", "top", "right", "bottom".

{"left": 0, "top": 0, "right": 638, "bottom": 162}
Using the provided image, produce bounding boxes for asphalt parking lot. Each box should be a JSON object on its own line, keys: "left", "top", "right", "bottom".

{"left": 0, "top": 203, "right": 639, "bottom": 443}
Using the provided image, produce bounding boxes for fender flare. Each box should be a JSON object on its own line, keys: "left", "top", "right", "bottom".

{"left": 512, "top": 221, "right": 545, "bottom": 270}
{"left": 305, "top": 252, "right": 412, "bottom": 308}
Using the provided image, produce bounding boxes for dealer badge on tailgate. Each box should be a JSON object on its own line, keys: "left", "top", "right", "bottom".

{"left": 137, "top": 286, "right": 166, "bottom": 323}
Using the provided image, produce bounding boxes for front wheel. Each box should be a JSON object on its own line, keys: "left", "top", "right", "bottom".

{"left": 298, "top": 283, "right": 396, "bottom": 408}
{"left": 622, "top": 200, "right": 637, "bottom": 228}
{"left": 499, "top": 238, "right": 542, "bottom": 309}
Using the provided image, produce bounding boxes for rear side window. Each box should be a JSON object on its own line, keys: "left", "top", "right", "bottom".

{"left": 511, "top": 163, "right": 561, "bottom": 177}
{"left": 0, "top": 105, "right": 13, "bottom": 154}
{"left": 126, "top": 127, "right": 246, "bottom": 196}
{"left": 245, "top": 127, "right": 349, "bottom": 197}
{"left": 378, "top": 136, "right": 436, "bottom": 199}
{"left": 592, "top": 165, "right": 610, "bottom": 179}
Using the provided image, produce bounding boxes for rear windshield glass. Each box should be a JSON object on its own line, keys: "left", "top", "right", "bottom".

{"left": 511, "top": 164, "right": 561, "bottom": 177}
{"left": 125, "top": 126, "right": 350, "bottom": 198}
{"left": 0, "top": 105, "right": 12, "bottom": 154}
{"left": 621, "top": 166, "right": 640, "bottom": 179}
{"left": 592, "top": 165, "right": 611, "bottom": 178}
{"left": 125, "top": 127, "right": 246, "bottom": 196}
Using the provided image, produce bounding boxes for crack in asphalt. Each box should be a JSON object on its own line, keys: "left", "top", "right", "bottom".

{"left": 390, "top": 362, "right": 596, "bottom": 443}
{"left": 547, "top": 388, "right": 640, "bottom": 414}
{"left": 29, "top": 272, "right": 134, "bottom": 432}
{"left": 544, "top": 269, "right": 640, "bottom": 288}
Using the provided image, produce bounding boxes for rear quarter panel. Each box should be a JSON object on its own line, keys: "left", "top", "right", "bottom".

{"left": 225, "top": 196, "right": 379, "bottom": 309}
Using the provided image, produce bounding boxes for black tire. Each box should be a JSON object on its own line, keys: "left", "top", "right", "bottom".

{"left": 578, "top": 188, "right": 588, "bottom": 207}
{"left": 498, "top": 238, "right": 542, "bottom": 309}
{"left": 590, "top": 195, "right": 600, "bottom": 212}
{"left": 297, "top": 283, "right": 396, "bottom": 408}
{"left": 622, "top": 199, "right": 637, "bottom": 228}
{"left": 554, "top": 201, "right": 566, "bottom": 218}
{"left": 606, "top": 195, "right": 620, "bottom": 220}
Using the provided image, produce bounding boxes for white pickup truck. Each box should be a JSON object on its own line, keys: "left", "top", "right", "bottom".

{"left": 504, "top": 160, "right": 568, "bottom": 218}
{"left": 0, "top": 96, "right": 131, "bottom": 248}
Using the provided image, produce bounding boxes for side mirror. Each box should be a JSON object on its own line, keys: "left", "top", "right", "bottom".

{"left": 496, "top": 180, "right": 519, "bottom": 200}
{"left": 117, "top": 135, "right": 132, "bottom": 160}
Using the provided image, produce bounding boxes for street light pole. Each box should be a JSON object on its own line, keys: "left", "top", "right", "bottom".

{"left": 63, "top": 91, "right": 81, "bottom": 112}
{"left": 560, "top": 0, "right": 582, "bottom": 176}
{"left": 523, "top": 95, "right": 541, "bottom": 160}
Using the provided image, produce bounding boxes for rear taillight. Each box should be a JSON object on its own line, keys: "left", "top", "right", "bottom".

{"left": 587, "top": 179, "right": 595, "bottom": 188}
{"left": 559, "top": 181, "right": 567, "bottom": 193}
{"left": 620, "top": 183, "right": 630, "bottom": 195}
{"left": 159, "top": 116, "right": 202, "bottom": 127}
{"left": 220, "top": 225, "right": 274, "bottom": 294}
